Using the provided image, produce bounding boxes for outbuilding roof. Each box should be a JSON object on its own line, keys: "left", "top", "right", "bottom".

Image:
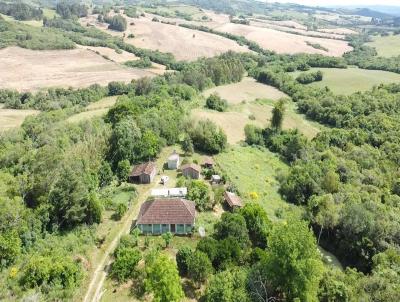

{"left": 131, "top": 162, "right": 156, "bottom": 177}
{"left": 137, "top": 198, "right": 196, "bottom": 225}
{"left": 181, "top": 163, "right": 201, "bottom": 172}
{"left": 203, "top": 156, "right": 214, "bottom": 166}
{"left": 224, "top": 191, "right": 243, "bottom": 208}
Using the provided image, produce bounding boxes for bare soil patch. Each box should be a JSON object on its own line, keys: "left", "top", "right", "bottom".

{"left": 203, "top": 77, "right": 287, "bottom": 104}
{"left": 214, "top": 23, "right": 352, "bottom": 56}
{"left": 0, "top": 108, "right": 39, "bottom": 131}
{"left": 0, "top": 47, "right": 160, "bottom": 92}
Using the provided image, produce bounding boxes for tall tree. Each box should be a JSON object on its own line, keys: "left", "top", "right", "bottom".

{"left": 271, "top": 99, "right": 286, "bottom": 131}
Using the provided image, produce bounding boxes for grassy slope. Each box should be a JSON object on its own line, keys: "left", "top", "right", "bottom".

{"left": 292, "top": 67, "right": 400, "bottom": 95}
{"left": 216, "top": 146, "right": 294, "bottom": 219}
{"left": 366, "top": 34, "right": 400, "bottom": 57}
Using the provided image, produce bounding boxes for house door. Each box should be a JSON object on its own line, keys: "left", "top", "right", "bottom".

{"left": 170, "top": 224, "right": 176, "bottom": 233}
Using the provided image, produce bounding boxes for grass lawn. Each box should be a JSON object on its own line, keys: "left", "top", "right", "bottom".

{"left": 67, "top": 96, "right": 118, "bottom": 123}
{"left": 215, "top": 145, "right": 294, "bottom": 219}
{"left": 292, "top": 67, "right": 400, "bottom": 95}
{"left": 366, "top": 34, "right": 400, "bottom": 57}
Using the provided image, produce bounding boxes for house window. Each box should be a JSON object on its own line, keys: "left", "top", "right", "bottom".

{"left": 153, "top": 224, "right": 161, "bottom": 234}
{"left": 185, "top": 224, "right": 193, "bottom": 233}
{"left": 161, "top": 224, "right": 169, "bottom": 233}
{"left": 143, "top": 224, "right": 152, "bottom": 233}
{"left": 176, "top": 224, "right": 185, "bottom": 234}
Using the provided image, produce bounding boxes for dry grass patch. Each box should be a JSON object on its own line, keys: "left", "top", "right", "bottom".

{"left": 0, "top": 108, "right": 39, "bottom": 131}
{"left": 214, "top": 23, "right": 352, "bottom": 57}
{"left": 203, "top": 77, "right": 287, "bottom": 104}
{"left": 68, "top": 96, "right": 118, "bottom": 123}
{"left": 0, "top": 47, "right": 160, "bottom": 92}
{"left": 77, "top": 45, "right": 140, "bottom": 63}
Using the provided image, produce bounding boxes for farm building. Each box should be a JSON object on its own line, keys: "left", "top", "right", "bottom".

{"left": 181, "top": 163, "right": 201, "bottom": 179}
{"left": 129, "top": 162, "right": 157, "bottom": 184}
{"left": 224, "top": 191, "right": 243, "bottom": 209}
{"left": 211, "top": 175, "right": 221, "bottom": 184}
{"left": 167, "top": 150, "right": 180, "bottom": 169}
{"left": 203, "top": 156, "right": 214, "bottom": 168}
{"left": 151, "top": 187, "right": 188, "bottom": 198}
{"left": 136, "top": 198, "right": 196, "bottom": 235}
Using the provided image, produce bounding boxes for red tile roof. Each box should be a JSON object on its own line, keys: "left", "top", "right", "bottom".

{"left": 203, "top": 156, "right": 214, "bottom": 166}
{"left": 224, "top": 191, "right": 243, "bottom": 208}
{"left": 131, "top": 162, "right": 156, "bottom": 177}
{"left": 137, "top": 198, "right": 196, "bottom": 225}
{"left": 181, "top": 163, "right": 201, "bottom": 172}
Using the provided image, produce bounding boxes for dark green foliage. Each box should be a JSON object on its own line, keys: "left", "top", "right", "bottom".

{"left": 116, "top": 159, "right": 131, "bottom": 182}
{"left": 296, "top": 70, "right": 323, "bottom": 84}
{"left": 111, "top": 247, "right": 141, "bottom": 282}
{"left": 244, "top": 124, "right": 264, "bottom": 145}
{"left": 189, "top": 119, "right": 227, "bottom": 154}
{"left": 239, "top": 203, "right": 271, "bottom": 249}
{"left": 206, "top": 93, "right": 228, "bottom": 112}
{"left": 114, "top": 203, "right": 127, "bottom": 220}
{"left": 105, "top": 15, "right": 127, "bottom": 32}
{"left": 124, "top": 57, "right": 152, "bottom": 68}
{"left": 56, "top": 2, "right": 88, "bottom": 19}
{"left": 99, "top": 162, "right": 113, "bottom": 187}
{"left": 187, "top": 250, "right": 213, "bottom": 286}
{"left": 176, "top": 247, "right": 193, "bottom": 276}
{"left": 214, "top": 213, "right": 250, "bottom": 249}
{"left": 0, "top": 1, "right": 43, "bottom": 21}
{"left": 271, "top": 99, "right": 286, "bottom": 130}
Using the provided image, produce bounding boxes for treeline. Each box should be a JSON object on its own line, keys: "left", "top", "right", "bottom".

{"left": 56, "top": 2, "right": 88, "bottom": 19}
{"left": 0, "top": 1, "right": 43, "bottom": 21}
{"left": 296, "top": 70, "right": 323, "bottom": 84}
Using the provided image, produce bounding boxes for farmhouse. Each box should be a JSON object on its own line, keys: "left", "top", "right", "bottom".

{"left": 167, "top": 150, "right": 180, "bottom": 169}
{"left": 203, "top": 156, "right": 214, "bottom": 168}
{"left": 224, "top": 191, "right": 243, "bottom": 209}
{"left": 136, "top": 198, "right": 196, "bottom": 235}
{"left": 181, "top": 163, "right": 201, "bottom": 179}
{"left": 129, "top": 161, "right": 157, "bottom": 184}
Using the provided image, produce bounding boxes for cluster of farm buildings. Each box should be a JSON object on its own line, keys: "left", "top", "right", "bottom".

{"left": 130, "top": 151, "right": 242, "bottom": 235}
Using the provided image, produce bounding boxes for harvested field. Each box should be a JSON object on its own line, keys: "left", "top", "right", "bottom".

{"left": 0, "top": 108, "right": 39, "bottom": 131}
{"left": 127, "top": 16, "right": 251, "bottom": 61}
{"left": 0, "top": 47, "right": 160, "bottom": 92}
{"left": 76, "top": 45, "right": 139, "bottom": 63}
{"left": 319, "top": 27, "right": 358, "bottom": 35}
{"left": 214, "top": 23, "right": 352, "bottom": 56}
{"left": 192, "top": 99, "right": 321, "bottom": 144}
{"left": 203, "top": 77, "right": 287, "bottom": 104}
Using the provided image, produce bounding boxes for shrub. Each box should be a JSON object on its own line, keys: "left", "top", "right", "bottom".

{"left": 205, "top": 93, "right": 228, "bottom": 112}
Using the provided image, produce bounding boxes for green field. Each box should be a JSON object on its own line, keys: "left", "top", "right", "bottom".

{"left": 292, "top": 67, "right": 400, "bottom": 95}
{"left": 216, "top": 146, "right": 295, "bottom": 219}
{"left": 366, "top": 34, "right": 400, "bottom": 57}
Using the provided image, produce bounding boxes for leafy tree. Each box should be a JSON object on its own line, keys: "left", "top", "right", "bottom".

{"left": 176, "top": 246, "right": 193, "bottom": 276}
{"left": 189, "top": 119, "right": 227, "bottom": 154}
{"left": 111, "top": 247, "right": 141, "bottom": 282}
{"left": 196, "top": 237, "right": 219, "bottom": 264}
{"left": 115, "top": 203, "right": 127, "bottom": 220}
{"left": 161, "top": 232, "right": 173, "bottom": 248}
{"left": 271, "top": 99, "right": 286, "bottom": 131}
{"left": 204, "top": 268, "right": 250, "bottom": 302}
{"left": 98, "top": 161, "right": 113, "bottom": 187}
{"left": 145, "top": 254, "right": 184, "bottom": 302}
{"left": 137, "top": 130, "right": 162, "bottom": 160}
{"left": 322, "top": 170, "right": 340, "bottom": 193}
{"left": 214, "top": 212, "right": 250, "bottom": 248}
{"left": 244, "top": 124, "right": 264, "bottom": 145}
{"left": 187, "top": 251, "right": 213, "bottom": 287}
{"left": 262, "top": 218, "right": 324, "bottom": 301}
{"left": 206, "top": 93, "right": 228, "bottom": 112}
{"left": 187, "top": 180, "right": 211, "bottom": 211}
{"left": 239, "top": 203, "right": 271, "bottom": 248}
{"left": 116, "top": 159, "right": 131, "bottom": 182}
{"left": 181, "top": 135, "right": 194, "bottom": 155}
{"left": 105, "top": 15, "right": 127, "bottom": 32}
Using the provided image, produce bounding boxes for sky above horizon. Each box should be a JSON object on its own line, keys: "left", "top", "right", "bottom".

{"left": 272, "top": 0, "right": 400, "bottom": 6}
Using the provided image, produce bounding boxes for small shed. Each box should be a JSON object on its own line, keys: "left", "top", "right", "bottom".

{"left": 224, "top": 191, "right": 243, "bottom": 209}
{"left": 211, "top": 175, "right": 221, "bottom": 184}
{"left": 203, "top": 156, "right": 214, "bottom": 168}
{"left": 181, "top": 163, "right": 201, "bottom": 179}
{"left": 167, "top": 151, "right": 180, "bottom": 169}
{"left": 129, "top": 162, "right": 157, "bottom": 184}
